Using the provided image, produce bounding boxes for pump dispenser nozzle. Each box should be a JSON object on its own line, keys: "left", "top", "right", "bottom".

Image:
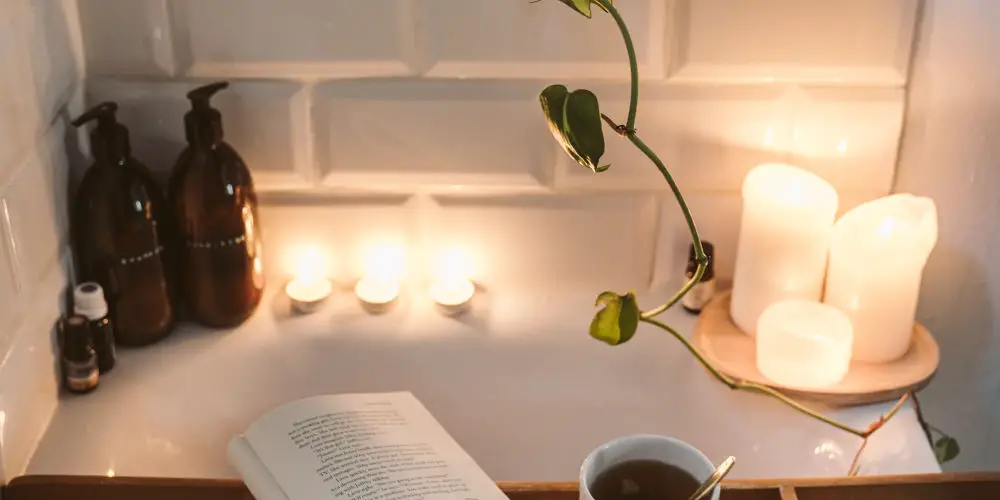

{"left": 72, "top": 102, "right": 131, "bottom": 163}
{"left": 185, "top": 81, "right": 230, "bottom": 148}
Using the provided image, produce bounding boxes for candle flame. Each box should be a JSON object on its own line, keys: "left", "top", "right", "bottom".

{"left": 363, "top": 242, "right": 406, "bottom": 282}
{"left": 435, "top": 246, "right": 473, "bottom": 281}
{"left": 296, "top": 246, "right": 325, "bottom": 285}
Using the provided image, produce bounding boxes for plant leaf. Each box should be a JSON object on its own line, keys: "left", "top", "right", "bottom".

{"left": 589, "top": 291, "right": 639, "bottom": 346}
{"left": 934, "top": 436, "right": 960, "bottom": 463}
{"left": 539, "top": 85, "right": 609, "bottom": 173}
{"left": 554, "top": 0, "right": 595, "bottom": 18}
{"left": 564, "top": 89, "right": 607, "bottom": 172}
{"left": 540, "top": 85, "right": 587, "bottom": 167}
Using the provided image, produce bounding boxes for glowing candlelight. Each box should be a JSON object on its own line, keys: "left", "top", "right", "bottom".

{"left": 355, "top": 243, "right": 406, "bottom": 314}
{"left": 285, "top": 247, "right": 333, "bottom": 314}
{"left": 756, "top": 299, "right": 854, "bottom": 389}
{"left": 824, "top": 194, "right": 938, "bottom": 362}
{"left": 430, "top": 247, "right": 475, "bottom": 316}
{"left": 731, "top": 163, "right": 839, "bottom": 335}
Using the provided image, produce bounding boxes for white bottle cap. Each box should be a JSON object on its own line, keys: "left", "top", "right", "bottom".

{"left": 74, "top": 282, "right": 108, "bottom": 320}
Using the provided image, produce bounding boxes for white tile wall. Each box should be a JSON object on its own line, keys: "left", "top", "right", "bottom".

{"left": 258, "top": 195, "right": 417, "bottom": 282}
{"left": 71, "top": 0, "right": 915, "bottom": 288}
{"left": 78, "top": 0, "right": 176, "bottom": 75}
{"left": 3, "top": 126, "right": 66, "bottom": 288}
{"left": 172, "top": 0, "right": 417, "bottom": 78}
{"left": 0, "top": 0, "right": 927, "bottom": 480}
{"left": 0, "top": 0, "right": 79, "bottom": 483}
{"left": 430, "top": 194, "right": 658, "bottom": 289}
{"left": 670, "top": 0, "right": 919, "bottom": 85}
{"left": 86, "top": 79, "right": 310, "bottom": 187}
{"left": 315, "top": 80, "right": 555, "bottom": 191}
{"left": 422, "top": 0, "right": 666, "bottom": 79}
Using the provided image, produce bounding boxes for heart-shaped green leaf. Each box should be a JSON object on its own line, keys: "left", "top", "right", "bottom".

{"left": 564, "top": 89, "right": 607, "bottom": 172}
{"left": 934, "top": 436, "right": 960, "bottom": 463}
{"left": 590, "top": 291, "right": 639, "bottom": 346}
{"left": 554, "top": 0, "right": 612, "bottom": 18}
{"left": 539, "top": 85, "right": 609, "bottom": 173}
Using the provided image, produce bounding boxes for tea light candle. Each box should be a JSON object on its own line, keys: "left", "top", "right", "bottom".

{"left": 430, "top": 247, "right": 475, "bottom": 316}
{"left": 756, "top": 299, "right": 854, "bottom": 389}
{"left": 731, "top": 163, "right": 838, "bottom": 335}
{"left": 355, "top": 243, "right": 406, "bottom": 314}
{"left": 430, "top": 278, "right": 475, "bottom": 316}
{"left": 285, "top": 247, "right": 333, "bottom": 314}
{"left": 824, "top": 194, "right": 938, "bottom": 362}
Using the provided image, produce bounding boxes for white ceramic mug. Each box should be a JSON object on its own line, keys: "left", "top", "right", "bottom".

{"left": 579, "top": 434, "right": 720, "bottom": 500}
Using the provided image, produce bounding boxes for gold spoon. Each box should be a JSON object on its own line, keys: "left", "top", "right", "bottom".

{"left": 687, "top": 456, "right": 736, "bottom": 500}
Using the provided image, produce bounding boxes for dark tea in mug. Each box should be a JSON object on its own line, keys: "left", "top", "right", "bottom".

{"left": 589, "top": 459, "right": 700, "bottom": 500}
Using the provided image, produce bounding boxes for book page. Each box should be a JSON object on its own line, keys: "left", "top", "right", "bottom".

{"left": 244, "top": 392, "right": 508, "bottom": 500}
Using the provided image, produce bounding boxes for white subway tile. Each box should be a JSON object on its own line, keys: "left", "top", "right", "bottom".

{"left": 0, "top": 250, "right": 67, "bottom": 481}
{"left": 86, "top": 79, "right": 311, "bottom": 189}
{"left": 423, "top": 0, "right": 666, "bottom": 79}
{"left": 77, "top": 0, "right": 175, "bottom": 75}
{"left": 0, "top": 0, "right": 43, "bottom": 184}
{"left": 21, "top": 0, "right": 79, "bottom": 120}
{"left": 258, "top": 195, "right": 417, "bottom": 282}
{"left": 669, "top": 0, "right": 918, "bottom": 85}
{"left": 554, "top": 85, "right": 792, "bottom": 192}
{"left": 1, "top": 134, "right": 64, "bottom": 288}
{"left": 429, "top": 194, "right": 657, "bottom": 289}
{"left": 0, "top": 205, "right": 20, "bottom": 355}
{"left": 790, "top": 88, "right": 904, "bottom": 194}
{"left": 316, "top": 80, "right": 555, "bottom": 192}
{"left": 173, "top": 0, "right": 415, "bottom": 78}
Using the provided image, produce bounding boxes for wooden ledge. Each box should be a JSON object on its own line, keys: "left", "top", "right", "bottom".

{"left": 5, "top": 473, "right": 1000, "bottom": 500}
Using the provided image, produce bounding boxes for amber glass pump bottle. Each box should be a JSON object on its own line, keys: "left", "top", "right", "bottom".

{"left": 169, "top": 81, "right": 264, "bottom": 328}
{"left": 71, "top": 102, "right": 176, "bottom": 346}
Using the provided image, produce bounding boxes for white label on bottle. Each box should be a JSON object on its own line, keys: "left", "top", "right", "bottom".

{"left": 683, "top": 279, "right": 716, "bottom": 311}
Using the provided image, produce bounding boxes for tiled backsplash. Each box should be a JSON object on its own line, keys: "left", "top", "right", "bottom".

{"left": 0, "top": 0, "right": 81, "bottom": 481}
{"left": 74, "top": 0, "right": 917, "bottom": 289}
{"left": 0, "top": 0, "right": 920, "bottom": 479}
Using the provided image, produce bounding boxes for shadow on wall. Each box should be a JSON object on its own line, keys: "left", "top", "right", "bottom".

{"left": 915, "top": 244, "right": 998, "bottom": 471}
{"left": 893, "top": 0, "right": 1000, "bottom": 472}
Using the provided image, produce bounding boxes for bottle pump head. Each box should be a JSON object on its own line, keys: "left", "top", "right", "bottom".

{"left": 72, "top": 102, "right": 130, "bottom": 163}
{"left": 185, "top": 81, "right": 229, "bottom": 148}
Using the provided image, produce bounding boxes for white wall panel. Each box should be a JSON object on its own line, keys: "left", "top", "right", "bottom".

{"left": 172, "top": 0, "right": 416, "bottom": 78}
{"left": 670, "top": 0, "right": 919, "bottom": 85}
{"left": 790, "top": 88, "right": 904, "bottom": 194}
{"left": 86, "top": 79, "right": 311, "bottom": 189}
{"left": 316, "top": 80, "right": 555, "bottom": 192}
{"left": 423, "top": 0, "right": 666, "bottom": 79}
{"left": 554, "top": 85, "right": 793, "bottom": 192}
{"left": 430, "top": 194, "right": 657, "bottom": 289}
{"left": 77, "top": 0, "right": 176, "bottom": 75}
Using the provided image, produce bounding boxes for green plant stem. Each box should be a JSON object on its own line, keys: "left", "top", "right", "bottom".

{"left": 639, "top": 315, "right": 910, "bottom": 439}
{"left": 593, "top": 0, "right": 707, "bottom": 318}
{"left": 628, "top": 134, "right": 707, "bottom": 319}
{"left": 594, "top": 0, "right": 638, "bottom": 131}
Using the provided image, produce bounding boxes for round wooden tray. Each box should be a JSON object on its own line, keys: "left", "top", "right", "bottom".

{"left": 693, "top": 291, "right": 939, "bottom": 405}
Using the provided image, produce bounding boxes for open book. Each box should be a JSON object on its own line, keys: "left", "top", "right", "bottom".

{"left": 228, "top": 392, "right": 509, "bottom": 500}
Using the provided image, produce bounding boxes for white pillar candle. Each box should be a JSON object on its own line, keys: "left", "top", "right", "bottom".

{"left": 756, "top": 299, "right": 854, "bottom": 389}
{"left": 824, "top": 194, "right": 938, "bottom": 363}
{"left": 731, "top": 163, "right": 839, "bottom": 335}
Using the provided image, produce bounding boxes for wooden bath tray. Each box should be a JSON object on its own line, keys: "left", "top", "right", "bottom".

{"left": 5, "top": 473, "right": 1000, "bottom": 500}
{"left": 693, "top": 291, "right": 940, "bottom": 405}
